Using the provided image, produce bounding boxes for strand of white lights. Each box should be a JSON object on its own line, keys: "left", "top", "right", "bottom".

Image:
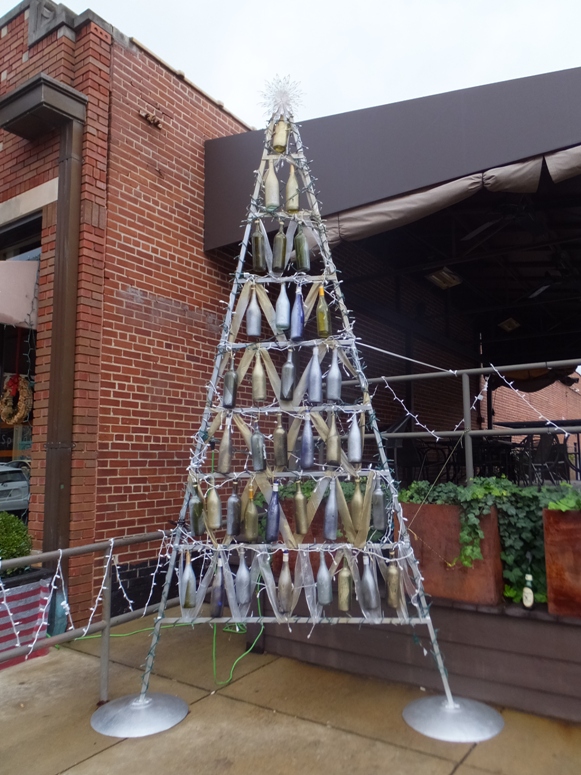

{"left": 491, "top": 364, "right": 570, "bottom": 437}
{"left": 177, "top": 540, "right": 414, "bottom": 563}
{"left": 113, "top": 556, "right": 134, "bottom": 611}
{"left": 142, "top": 532, "right": 172, "bottom": 615}
{"left": 382, "top": 377, "right": 442, "bottom": 440}
{"left": 0, "top": 565, "right": 23, "bottom": 648}
{"left": 83, "top": 540, "right": 114, "bottom": 636}
{"left": 453, "top": 377, "right": 490, "bottom": 432}
{"left": 26, "top": 550, "right": 63, "bottom": 656}
{"left": 359, "top": 342, "right": 456, "bottom": 374}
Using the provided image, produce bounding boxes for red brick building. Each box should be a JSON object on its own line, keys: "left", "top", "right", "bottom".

{"left": 2, "top": 1, "right": 581, "bottom": 615}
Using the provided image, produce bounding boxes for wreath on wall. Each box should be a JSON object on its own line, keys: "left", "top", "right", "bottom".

{"left": 0, "top": 375, "right": 33, "bottom": 426}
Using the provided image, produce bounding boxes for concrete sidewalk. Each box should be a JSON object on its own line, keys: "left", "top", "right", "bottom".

{"left": 1, "top": 615, "right": 580, "bottom": 774}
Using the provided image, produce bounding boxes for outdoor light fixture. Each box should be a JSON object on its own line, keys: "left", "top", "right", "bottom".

{"left": 498, "top": 317, "right": 521, "bottom": 332}
{"left": 426, "top": 267, "right": 462, "bottom": 290}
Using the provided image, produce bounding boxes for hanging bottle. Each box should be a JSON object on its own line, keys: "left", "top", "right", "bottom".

{"left": 386, "top": 549, "right": 401, "bottom": 608}
{"left": 265, "top": 482, "right": 280, "bottom": 543}
{"left": 286, "top": 164, "right": 300, "bottom": 212}
{"left": 180, "top": 550, "right": 197, "bottom": 612}
{"left": 348, "top": 412, "right": 363, "bottom": 464}
{"left": 280, "top": 349, "right": 295, "bottom": 401}
{"left": 272, "top": 115, "right": 290, "bottom": 154}
{"left": 275, "top": 282, "right": 291, "bottom": 331}
{"left": 316, "top": 286, "right": 332, "bottom": 338}
{"left": 264, "top": 160, "right": 279, "bottom": 211}
{"left": 246, "top": 286, "right": 262, "bottom": 337}
{"left": 326, "top": 347, "right": 342, "bottom": 403}
{"left": 250, "top": 422, "right": 266, "bottom": 472}
{"left": 300, "top": 412, "right": 315, "bottom": 469}
{"left": 294, "top": 224, "right": 310, "bottom": 272}
{"left": 294, "top": 480, "right": 308, "bottom": 535}
{"left": 189, "top": 487, "right": 205, "bottom": 536}
{"left": 223, "top": 353, "right": 238, "bottom": 409}
{"left": 337, "top": 558, "right": 352, "bottom": 612}
{"left": 361, "top": 555, "right": 380, "bottom": 612}
{"left": 522, "top": 573, "right": 534, "bottom": 609}
{"left": 307, "top": 346, "right": 323, "bottom": 404}
{"left": 371, "top": 477, "right": 386, "bottom": 532}
{"left": 244, "top": 486, "right": 259, "bottom": 542}
{"left": 217, "top": 423, "right": 232, "bottom": 475}
{"left": 251, "top": 220, "right": 266, "bottom": 273}
{"left": 236, "top": 548, "right": 251, "bottom": 606}
{"left": 278, "top": 551, "right": 294, "bottom": 613}
{"left": 252, "top": 351, "right": 267, "bottom": 403}
{"left": 272, "top": 223, "right": 286, "bottom": 275}
{"left": 326, "top": 412, "right": 341, "bottom": 467}
{"left": 290, "top": 285, "right": 304, "bottom": 341}
{"left": 210, "top": 558, "right": 224, "bottom": 618}
{"left": 206, "top": 477, "right": 222, "bottom": 530}
{"left": 273, "top": 413, "right": 288, "bottom": 468}
{"left": 350, "top": 477, "right": 363, "bottom": 531}
{"left": 324, "top": 478, "right": 338, "bottom": 541}
{"left": 226, "top": 482, "right": 241, "bottom": 536}
{"left": 317, "top": 550, "right": 333, "bottom": 606}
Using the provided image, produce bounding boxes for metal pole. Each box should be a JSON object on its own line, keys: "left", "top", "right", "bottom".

{"left": 99, "top": 554, "right": 112, "bottom": 704}
{"left": 462, "top": 373, "right": 474, "bottom": 480}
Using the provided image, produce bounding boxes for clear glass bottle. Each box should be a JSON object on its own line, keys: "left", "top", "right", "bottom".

{"left": 217, "top": 424, "right": 232, "bottom": 475}
{"left": 294, "top": 223, "right": 310, "bottom": 271}
{"left": 286, "top": 163, "right": 300, "bottom": 212}
{"left": 206, "top": 477, "right": 222, "bottom": 530}
{"left": 264, "top": 159, "right": 279, "bottom": 211}
{"left": 273, "top": 412, "right": 288, "bottom": 468}
{"left": 244, "top": 486, "right": 259, "bottom": 542}
{"left": 337, "top": 559, "right": 352, "bottom": 612}
{"left": 316, "top": 286, "right": 331, "bottom": 338}
{"left": 350, "top": 476, "right": 363, "bottom": 531}
{"left": 347, "top": 412, "right": 363, "bottom": 464}
{"left": 324, "top": 478, "right": 338, "bottom": 541}
{"left": 275, "top": 282, "right": 291, "bottom": 331}
{"left": 246, "top": 286, "right": 262, "bottom": 337}
{"left": 189, "top": 487, "right": 205, "bottom": 536}
{"left": 180, "top": 549, "right": 197, "bottom": 612}
{"left": 252, "top": 351, "right": 267, "bottom": 403}
{"left": 272, "top": 115, "right": 290, "bottom": 153}
{"left": 361, "top": 555, "right": 380, "bottom": 611}
{"left": 265, "top": 482, "right": 280, "bottom": 543}
{"left": 290, "top": 285, "right": 304, "bottom": 341}
{"left": 317, "top": 550, "right": 333, "bottom": 606}
{"left": 294, "top": 480, "right": 308, "bottom": 535}
{"left": 300, "top": 412, "right": 315, "bottom": 469}
{"left": 272, "top": 223, "right": 286, "bottom": 275}
{"left": 326, "top": 411, "right": 341, "bottom": 467}
{"left": 522, "top": 573, "right": 534, "bottom": 609}
{"left": 251, "top": 220, "right": 266, "bottom": 273}
{"left": 210, "top": 558, "right": 224, "bottom": 618}
{"left": 386, "top": 548, "right": 400, "bottom": 608}
{"left": 236, "top": 548, "right": 251, "bottom": 606}
{"left": 307, "top": 346, "right": 323, "bottom": 404}
{"left": 280, "top": 348, "right": 295, "bottom": 400}
{"left": 371, "top": 478, "right": 386, "bottom": 532}
{"left": 223, "top": 353, "right": 238, "bottom": 408}
{"left": 326, "top": 347, "right": 342, "bottom": 403}
{"left": 226, "top": 482, "right": 241, "bottom": 537}
{"left": 251, "top": 422, "right": 266, "bottom": 472}
{"left": 278, "top": 551, "right": 294, "bottom": 613}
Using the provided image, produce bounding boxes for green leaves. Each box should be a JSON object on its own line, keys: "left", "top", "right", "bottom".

{"left": 0, "top": 511, "right": 32, "bottom": 576}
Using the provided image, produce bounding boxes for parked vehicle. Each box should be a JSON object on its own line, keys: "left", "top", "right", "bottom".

{"left": 0, "top": 464, "right": 30, "bottom": 518}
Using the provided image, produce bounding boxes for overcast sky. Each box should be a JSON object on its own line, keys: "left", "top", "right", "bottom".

{"left": 3, "top": 0, "right": 581, "bottom": 127}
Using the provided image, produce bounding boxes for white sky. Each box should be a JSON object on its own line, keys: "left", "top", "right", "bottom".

{"left": 2, "top": 0, "right": 581, "bottom": 127}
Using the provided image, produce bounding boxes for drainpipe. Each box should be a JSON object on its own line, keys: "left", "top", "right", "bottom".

{"left": 0, "top": 74, "right": 88, "bottom": 554}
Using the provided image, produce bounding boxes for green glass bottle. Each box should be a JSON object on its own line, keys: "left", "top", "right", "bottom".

{"left": 386, "top": 548, "right": 400, "bottom": 609}
{"left": 272, "top": 223, "right": 286, "bottom": 275}
{"left": 294, "top": 480, "right": 308, "bottom": 535}
{"left": 338, "top": 559, "right": 352, "bottom": 612}
{"left": 244, "top": 486, "right": 259, "bottom": 542}
{"left": 206, "top": 477, "right": 222, "bottom": 530}
{"left": 251, "top": 220, "right": 266, "bottom": 273}
{"left": 294, "top": 224, "right": 310, "bottom": 272}
{"left": 252, "top": 351, "right": 267, "bottom": 403}
{"left": 273, "top": 412, "right": 288, "bottom": 468}
{"left": 316, "top": 286, "right": 332, "bottom": 338}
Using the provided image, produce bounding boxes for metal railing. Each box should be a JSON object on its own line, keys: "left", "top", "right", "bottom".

{"left": 0, "top": 531, "right": 177, "bottom": 704}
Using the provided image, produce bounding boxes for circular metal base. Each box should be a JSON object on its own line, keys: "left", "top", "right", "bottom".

{"left": 91, "top": 693, "right": 189, "bottom": 738}
{"left": 403, "top": 695, "right": 504, "bottom": 743}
